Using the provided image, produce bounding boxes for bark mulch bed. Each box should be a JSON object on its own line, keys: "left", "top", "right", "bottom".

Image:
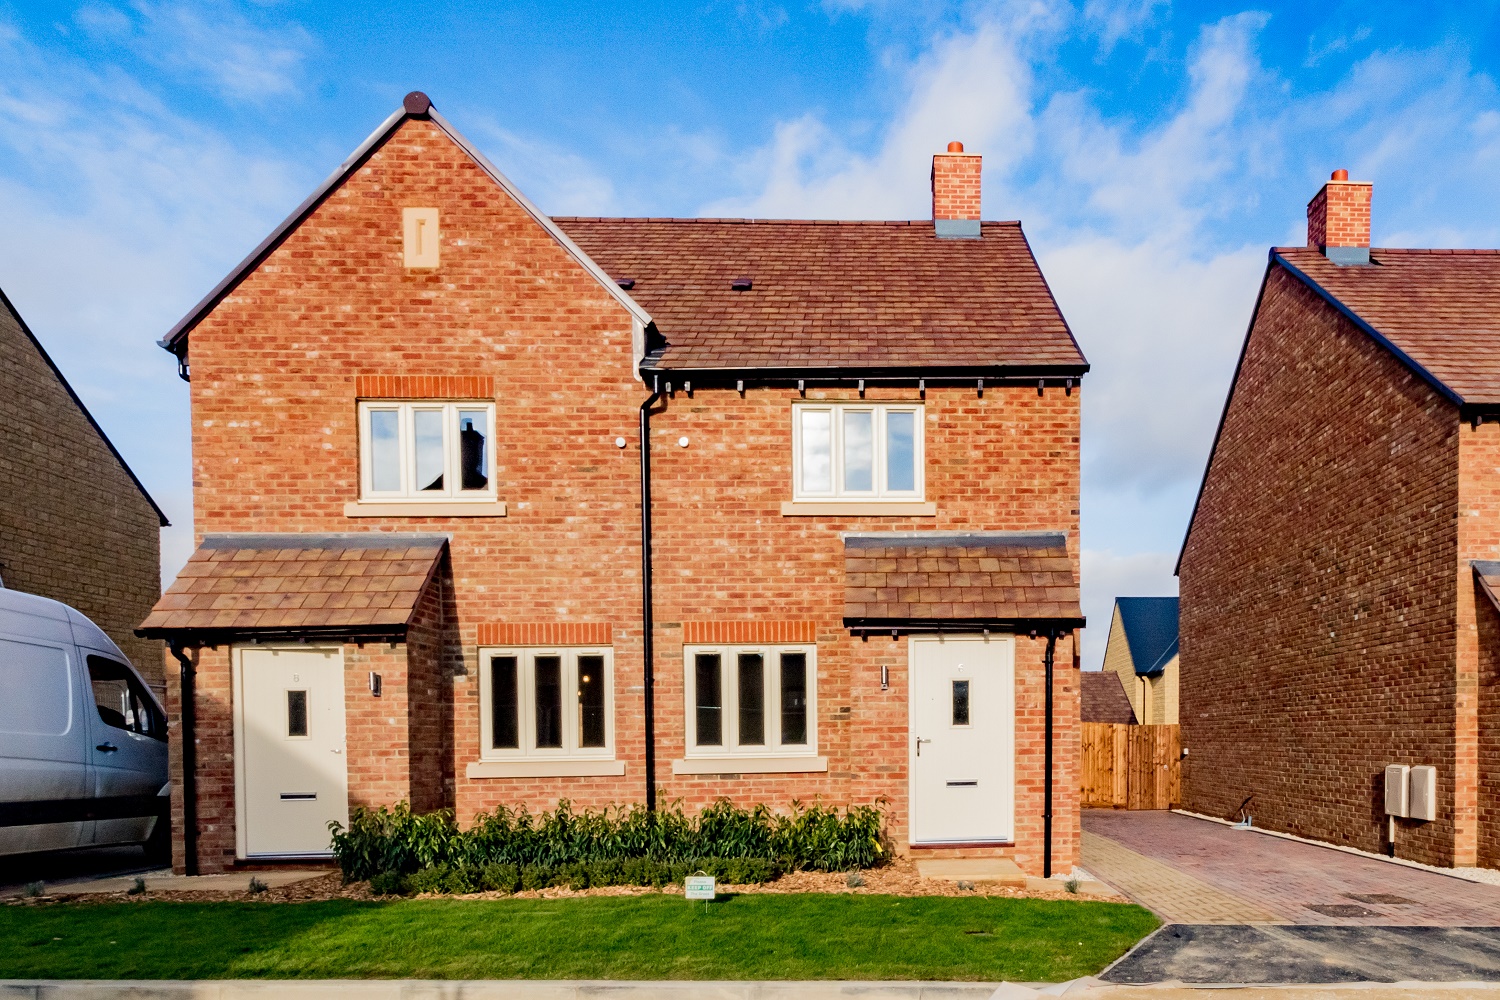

{"left": 9, "top": 858, "right": 1124, "bottom": 906}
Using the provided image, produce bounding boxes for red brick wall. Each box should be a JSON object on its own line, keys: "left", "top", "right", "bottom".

{"left": 176, "top": 115, "right": 1083, "bottom": 876}
{"left": 1307, "top": 181, "right": 1372, "bottom": 250}
{"left": 931, "top": 152, "right": 982, "bottom": 221}
{"left": 1458, "top": 421, "right": 1500, "bottom": 865}
{"left": 645, "top": 383, "right": 1081, "bottom": 871}
{"left": 1180, "top": 265, "right": 1462, "bottom": 866}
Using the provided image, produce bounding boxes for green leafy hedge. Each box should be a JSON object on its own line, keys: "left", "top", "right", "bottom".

{"left": 332, "top": 798, "right": 886, "bottom": 894}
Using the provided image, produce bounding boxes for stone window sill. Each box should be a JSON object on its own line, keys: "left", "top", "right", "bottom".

{"left": 466, "top": 758, "right": 624, "bottom": 779}
{"left": 671, "top": 755, "right": 828, "bottom": 775}
{"left": 780, "top": 502, "right": 936, "bottom": 517}
{"left": 345, "top": 501, "right": 507, "bottom": 518}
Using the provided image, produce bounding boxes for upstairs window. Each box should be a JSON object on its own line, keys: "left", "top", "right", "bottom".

{"left": 684, "top": 644, "right": 816, "bottom": 757}
{"left": 359, "top": 401, "right": 495, "bottom": 501}
{"left": 792, "top": 403, "right": 923, "bottom": 501}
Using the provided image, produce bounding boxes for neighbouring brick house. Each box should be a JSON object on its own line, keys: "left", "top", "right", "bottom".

{"left": 0, "top": 285, "right": 167, "bottom": 682}
{"left": 1100, "top": 596, "right": 1178, "bottom": 726}
{"left": 138, "top": 94, "right": 1088, "bottom": 876}
{"left": 1179, "top": 169, "right": 1500, "bottom": 868}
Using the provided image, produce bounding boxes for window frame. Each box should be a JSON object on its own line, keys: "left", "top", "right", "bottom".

{"left": 791, "top": 402, "right": 924, "bottom": 502}
{"left": 477, "top": 646, "right": 615, "bottom": 762}
{"left": 682, "top": 643, "right": 818, "bottom": 759}
{"left": 85, "top": 654, "right": 167, "bottom": 742}
{"left": 357, "top": 400, "right": 497, "bottom": 502}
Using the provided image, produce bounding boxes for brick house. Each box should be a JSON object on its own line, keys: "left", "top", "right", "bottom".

{"left": 0, "top": 285, "right": 167, "bottom": 683}
{"left": 1100, "top": 597, "right": 1178, "bottom": 725}
{"left": 1179, "top": 169, "right": 1500, "bottom": 867}
{"left": 138, "top": 94, "right": 1088, "bottom": 877}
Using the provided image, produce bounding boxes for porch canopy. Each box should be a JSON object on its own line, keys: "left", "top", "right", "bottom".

{"left": 137, "top": 532, "right": 447, "bottom": 644}
{"left": 842, "top": 531, "right": 1084, "bottom": 635}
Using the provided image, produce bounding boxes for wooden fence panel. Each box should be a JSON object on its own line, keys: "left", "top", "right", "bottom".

{"left": 1081, "top": 722, "right": 1180, "bottom": 809}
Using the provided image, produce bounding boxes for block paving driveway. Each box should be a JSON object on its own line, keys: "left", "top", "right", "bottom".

{"left": 1084, "top": 810, "right": 1500, "bottom": 984}
{"left": 1084, "top": 809, "right": 1500, "bottom": 926}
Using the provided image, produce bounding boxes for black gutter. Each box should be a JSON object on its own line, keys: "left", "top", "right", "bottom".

{"left": 166, "top": 640, "right": 198, "bottom": 877}
{"left": 137, "top": 625, "right": 408, "bottom": 644}
{"left": 846, "top": 617, "right": 1086, "bottom": 635}
{"left": 639, "top": 364, "right": 1090, "bottom": 387}
{"left": 639, "top": 377, "right": 665, "bottom": 811}
{"left": 1043, "top": 630, "right": 1057, "bottom": 880}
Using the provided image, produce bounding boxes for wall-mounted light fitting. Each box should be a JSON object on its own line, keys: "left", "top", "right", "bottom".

{"left": 678, "top": 436, "right": 690, "bottom": 448}
{"left": 615, "top": 436, "right": 627, "bottom": 449}
{"left": 880, "top": 665, "right": 889, "bottom": 691}
{"left": 369, "top": 672, "right": 383, "bottom": 697}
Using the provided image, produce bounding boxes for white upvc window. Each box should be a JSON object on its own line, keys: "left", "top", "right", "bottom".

{"left": 792, "top": 403, "right": 924, "bottom": 501}
{"left": 683, "top": 644, "right": 817, "bottom": 757}
{"left": 358, "top": 401, "right": 496, "bottom": 501}
{"left": 478, "top": 647, "right": 615, "bottom": 760}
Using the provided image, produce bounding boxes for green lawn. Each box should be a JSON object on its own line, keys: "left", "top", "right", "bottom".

{"left": 0, "top": 894, "right": 1155, "bottom": 982}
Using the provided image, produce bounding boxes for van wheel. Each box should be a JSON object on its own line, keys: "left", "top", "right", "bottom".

{"left": 142, "top": 815, "right": 171, "bottom": 867}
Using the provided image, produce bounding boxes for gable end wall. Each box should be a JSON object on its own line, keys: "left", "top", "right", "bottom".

{"left": 0, "top": 300, "right": 162, "bottom": 680}
{"left": 1179, "top": 265, "right": 1462, "bottom": 866}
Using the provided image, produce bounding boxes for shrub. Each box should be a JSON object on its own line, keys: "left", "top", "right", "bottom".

{"left": 329, "top": 797, "right": 886, "bottom": 894}
{"left": 369, "top": 871, "right": 406, "bottom": 896}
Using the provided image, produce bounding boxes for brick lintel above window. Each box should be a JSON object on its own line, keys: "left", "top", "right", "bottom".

{"left": 681, "top": 621, "right": 818, "bottom": 644}
{"left": 477, "top": 622, "right": 614, "bottom": 646}
{"left": 355, "top": 374, "right": 495, "bottom": 400}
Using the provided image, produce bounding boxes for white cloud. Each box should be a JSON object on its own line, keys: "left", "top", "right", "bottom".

{"left": 75, "top": 1, "right": 314, "bottom": 102}
{"left": 701, "top": 19, "right": 1038, "bottom": 219}
{"left": 0, "top": 17, "right": 313, "bottom": 585}
{"left": 1082, "top": 0, "right": 1169, "bottom": 54}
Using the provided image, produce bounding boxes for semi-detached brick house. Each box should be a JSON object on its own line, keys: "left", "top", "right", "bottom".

{"left": 138, "top": 94, "right": 1088, "bottom": 877}
{"left": 1179, "top": 169, "right": 1500, "bottom": 868}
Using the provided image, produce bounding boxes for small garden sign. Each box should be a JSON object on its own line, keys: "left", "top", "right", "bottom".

{"left": 684, "top": 875, "right": 715, "bottom": 901}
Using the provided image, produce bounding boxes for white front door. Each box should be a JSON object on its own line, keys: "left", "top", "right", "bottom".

{"left": 235, "top": 646, "right": 348, "bottom": 858}
{"left": 909, "top": 635, "right": 1014, "bottom": 844}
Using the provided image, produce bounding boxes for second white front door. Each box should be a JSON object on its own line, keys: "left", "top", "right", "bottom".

{"left": 909, "top": 635, "right": 1014, "bottom": 845}
{"left": 236, "top": 646, "right": 348, "bottom": 858}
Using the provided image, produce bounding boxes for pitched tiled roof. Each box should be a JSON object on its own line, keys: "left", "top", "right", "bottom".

{"left": 842, "top": 531, "right": 1082, "bottom": 627}
{"left": 1114, "top": 596, "right": 1179, "bottom": 678}
{"left": 138, "top": 533, "right": 446, "bottom": 638}
{"left": 1082, "top": 671, "right": 1137, "bottom": 724}
{"left": 555, "top": 219, "right": 1087, "bottom": 373}
{"left": 1277, "top": 247, "right": 1500, "bottom": 406}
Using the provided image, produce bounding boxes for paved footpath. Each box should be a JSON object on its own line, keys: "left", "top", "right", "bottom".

{"left": 1083, "top": 810, "right": 1500, "bottom": 926}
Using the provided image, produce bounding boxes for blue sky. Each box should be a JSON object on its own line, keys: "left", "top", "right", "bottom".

{"left": 3, "top": 0, "right": 1500, "bottom": 666}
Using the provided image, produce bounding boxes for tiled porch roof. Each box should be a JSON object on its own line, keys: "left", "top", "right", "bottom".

{"left": 137, "top": 533, "right": 447, "bottom": 639}
{"left": 842, "top": 531, "right": 1082, "bottom": 629}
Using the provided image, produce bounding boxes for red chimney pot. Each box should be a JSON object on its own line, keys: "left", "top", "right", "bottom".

{"left": 1331, "top": 168, "right": 1348, "bottom": 181}
{"left": 947, "top": 141, "right": 964, "bottom": 153}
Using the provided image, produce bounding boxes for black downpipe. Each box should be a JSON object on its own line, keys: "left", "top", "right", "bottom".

{"left": 1043, "top": 630, "right": 1057, "bottom": 880}
{"left": 167, "top": 640, "right": 198, "bottom": 876}
{"left": 639, "top": 380, "right": 664, "bottom": 811}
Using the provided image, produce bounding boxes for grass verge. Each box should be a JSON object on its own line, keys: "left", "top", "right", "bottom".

{"left": 0, "top": 894, "right": 1155, "bottom": 982}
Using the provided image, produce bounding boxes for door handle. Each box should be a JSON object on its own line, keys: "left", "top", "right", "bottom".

{"left": 96, "top": 743, "right": 118, "bottom": 753}
{"left": 331, "top": 748, "right": 342, "bottom": 754}
{"left": 915, "top": 737, "right": 932, "bottom": 757}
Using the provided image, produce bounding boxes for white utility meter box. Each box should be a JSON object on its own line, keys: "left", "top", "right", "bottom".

{"left": 1409, "top": 765, "right": 1437, "bottom": 822}
{"left": 1385, "top": 764, "right": 1410, "bottom": 818}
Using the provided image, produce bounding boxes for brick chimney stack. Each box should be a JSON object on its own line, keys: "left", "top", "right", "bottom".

{"left": 1307, "top": 169, "right": 1372, "bottom": 266}
{"left": 932, "top": 140, "right": 981, "bottom": 239}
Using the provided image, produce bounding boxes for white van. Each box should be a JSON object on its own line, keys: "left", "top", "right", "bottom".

{"left": 0, "top": 588, "right": 169, "bottom": 860}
